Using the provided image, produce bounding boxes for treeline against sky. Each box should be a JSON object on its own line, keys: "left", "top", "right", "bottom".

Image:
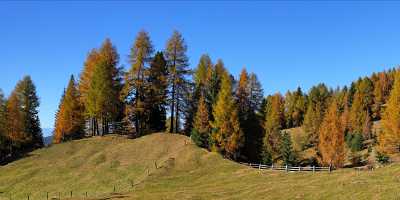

{"left": 0, "top": 76, "right": 43, "bottom": 164}
{"left": 2, "top": 30, "right": 400, "bottom": 167}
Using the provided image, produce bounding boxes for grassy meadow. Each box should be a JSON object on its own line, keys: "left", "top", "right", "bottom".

{"left": 0, "top": 133, "right": 399, "bottom": 200}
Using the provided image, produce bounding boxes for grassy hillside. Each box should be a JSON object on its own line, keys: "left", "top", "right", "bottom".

{"left": 1, "top": 133, "right": 400, "bottom": 200}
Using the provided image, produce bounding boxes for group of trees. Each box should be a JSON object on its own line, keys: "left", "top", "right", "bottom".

{"left": 260, "top": 69, "right": 398, "bottom": 168}
{"left": 54, "top": 30, "right": 190, "bottom": 143}
{"left": 0, "top": 76, "right": 43, "bottom": 163}
{"left": 48, "top": 29, "right": 400, "bottom": 168}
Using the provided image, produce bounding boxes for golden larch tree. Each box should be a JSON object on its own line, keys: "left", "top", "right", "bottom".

{"left": 318, "top": 98, "right": 345, "bottom": 168}
{"left": 380, "top": 69, "right": 400, "bottom": 154}
{"left": 211, "top": 71, "right": 244, "bottom": 160}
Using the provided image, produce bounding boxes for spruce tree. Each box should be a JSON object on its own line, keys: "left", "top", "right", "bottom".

{"left": 145, "top": 52, "right": 168, "bottom": 132}
{"left": 211, "top": 71, "right": 243, "bottom": 160}
{"left": 15, "top": 76, "right": 43, "bottom": 149}
{"left": 245, "top": 73, "right": 264, "bottom": 162}
{"left": 191, "top": 94, "right": 210, "bottom": 148}
{"left": 280, "top": 131, "right": 296, "bottom": 166}
{"left": 165, "top": 30, "right": 190, "bottom": 133}
{"left": 236, "top": 69, "right": 264, "bottom": 162}
{"left": 380, "top": 70, "right": 400, "bottom": 154}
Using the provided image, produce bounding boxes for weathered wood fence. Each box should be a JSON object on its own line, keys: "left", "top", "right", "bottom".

{"left": 240, "top": 162, "right": 332, "bottom": 172}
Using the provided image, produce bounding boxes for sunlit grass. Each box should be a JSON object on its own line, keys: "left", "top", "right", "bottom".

{"left": 0, "top": 133, "right": 399, "bottom": 200}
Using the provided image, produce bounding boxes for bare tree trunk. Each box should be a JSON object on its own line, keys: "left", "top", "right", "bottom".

{"left": 170, "top": 81, "right": 175, "bottom": 133}
{"left": 175, "top": 97, "right": 179, "bottom": 133}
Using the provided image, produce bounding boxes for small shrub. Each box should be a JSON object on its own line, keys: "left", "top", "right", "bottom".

{"left": 191, "top": 129, "right": 208, "bottom": 148}
{"left": 351, "top": 133, "right": 364, "bottom": 152}
{"left": 376, "top": 152, "right": 390, "bottom": 164}
{"left": 261, "top": 149, "right": 272, "bottom": 165}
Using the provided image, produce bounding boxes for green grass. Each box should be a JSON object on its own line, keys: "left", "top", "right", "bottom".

{"left": 1, "top": 133, "right": 400, "bottom": 200}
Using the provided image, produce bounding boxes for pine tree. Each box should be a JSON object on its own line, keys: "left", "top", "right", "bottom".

{"left": 85, "top": 39, "right": 121, "bottom": 136}
{"left": 122, "top": 31, "right": 154, "bottom": 136}
{"left": 263, "top": 93, "right": 285, "bottom": 162}
{"left": 5, "top": 91, "right": 27, "bottom": 155}
{"left": 145, "top": 52, "right": 168, "bottom": 132}
{"left": 165, "top": 30, "right": 190, "bottom": 133}
{"left": 86, "top": 57, "right": 112, "bottom": 136}
{"left": 303, "top": 83, "right": 330, "bottom": 146}
{"left": 207, "top": 59, "right": 226, "bottom": 119}
{"left": 248, "top": 73, "right": 264, "bottom": 113}
{"left": 53, "top": 75, "right": 84, "bottom": 143}
{"left": 236, "top": 68, "right": 250, "bottom": 121}
{"left": 318, "top": 98, "right": 345, "bottom": 168}
{"left": 14, "top": 76, "right": 43, "bottom": 149}
{"left": 380, "top": 70, "right": 400, "bottom": 154}
{"left": 194, "top": 54, "right": 212, "bottom": 94}
{"left": 53, "top": 90, "right": 66, "bottom": 144}
{"left": 79, "top": 49, "right": 100, "bottom": 105}
{"left": 5, "top": 76, "right": 43, "bottom": 157}
{"left": 191, "top": 94, "right": 211, "bottom": 148}
{"left": 349, "top": 77, "right": 374, "bottom": 137}
{"left": 280, "top": 131, "right": 296, "bottom": 166}
{"left": 0, "top": 89, "right": 8, "bottom": 162}
{"left": 285, "top": 87, "right": 307, "bottom": 128}
{"left": 235, "top": 69, "right": 264, "bottom": 162}
{"left": 372, "top": 72, "right": 391, "bottom": 120}
{"left": 245, "top": 73, "right": 264, "bottom": 162}
{"left": 211, "top": 71, "right": 244, "bottom": 159}
{"left": 184, "top": 54, "right": 213, "bottom": 135}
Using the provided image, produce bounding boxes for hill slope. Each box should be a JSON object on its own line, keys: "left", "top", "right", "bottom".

{"left": 1, "top": 133, "right": 400, "bottom": 200}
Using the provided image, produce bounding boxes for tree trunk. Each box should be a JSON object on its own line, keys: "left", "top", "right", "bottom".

{"left": 170, "top": 81, "right": 175, "bottom": 133}
{"left": 175, "top": 97, "right": 179, "bottom": 133}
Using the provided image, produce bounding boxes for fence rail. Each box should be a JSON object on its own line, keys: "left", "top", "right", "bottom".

{"left": 239, "top": 162, "right": 332, "bottom": 172}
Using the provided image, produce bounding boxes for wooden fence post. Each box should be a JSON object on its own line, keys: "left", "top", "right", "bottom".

{"left": 312, "top": 166, "right": 315, "bottom": 173}
{"left": 271, "top": 164, "right": 274, "bottom": 170}
{"left": 285, "top": 165, "right": 288, "bottom": 172}
{"left": 329, "top": 165, "right": 332, "bottom": 173}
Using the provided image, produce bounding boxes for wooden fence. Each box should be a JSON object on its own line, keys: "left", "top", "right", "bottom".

{"left": 240, "top": 162, "right": 332, "bottom": 172}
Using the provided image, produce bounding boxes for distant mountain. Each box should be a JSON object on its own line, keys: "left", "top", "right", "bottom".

{"left": 42, "top": 128, "right": 53, "bottom": 146}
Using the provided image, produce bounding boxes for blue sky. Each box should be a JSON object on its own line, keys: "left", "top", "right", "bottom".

{"left": 1, "top": 1, "right": 400, "bottom": 134}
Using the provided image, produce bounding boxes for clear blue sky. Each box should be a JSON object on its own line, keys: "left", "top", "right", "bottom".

{"left": 1, "top": 2, "right": 400, "bottom": 134}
